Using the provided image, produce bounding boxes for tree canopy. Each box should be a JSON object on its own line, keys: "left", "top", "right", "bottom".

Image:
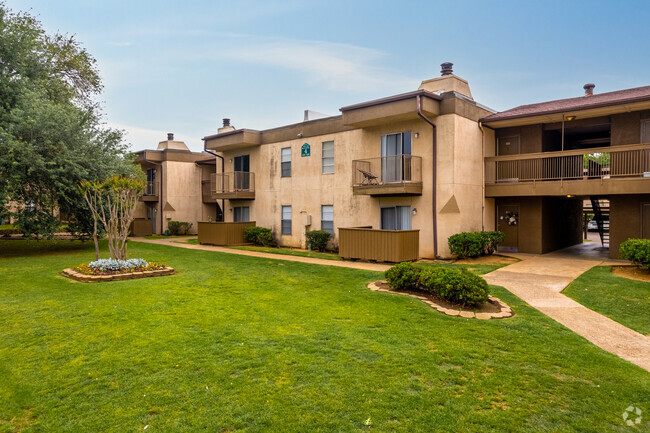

{"left": 0, "top": 4, "right": 138, "bottom": 237}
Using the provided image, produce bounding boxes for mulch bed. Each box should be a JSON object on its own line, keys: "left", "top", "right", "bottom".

{"left": 611, "top": 265, "right": 650, "bottom": 283}
{"left": 61, "top": 267, "right": 175, "bottom": 283}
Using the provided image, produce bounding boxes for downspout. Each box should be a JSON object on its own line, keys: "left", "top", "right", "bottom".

{"left": 203, "top": 140, "right": 225, "bottom": 222}
{"left": 478, "top": 121, "right": 485, "bottom": 231}
{"left": 416, "top": 95, "right": 438, "bottom": 258}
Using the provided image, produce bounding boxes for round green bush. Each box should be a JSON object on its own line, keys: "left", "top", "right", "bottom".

{"left": 244, "top": 226, "right": 274, "bottom": 246}
{"left": 305, "top": 230, "right": 331, "bottom": 252}
{"left": 620, "top": 238, "right": 650, "bottom": 270}
{"left": 419, "top": 267, "right": 489, "bottom": 306}
{"left": 385, "top": 262, "right": 421, "bottom": 290}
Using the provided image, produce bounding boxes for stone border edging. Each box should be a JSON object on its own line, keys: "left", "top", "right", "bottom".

{"left": 367, "top": 281, "right": 513, "bottom": 320}
{"left": 61, "top": 267, "right": 175, "bottom": 283}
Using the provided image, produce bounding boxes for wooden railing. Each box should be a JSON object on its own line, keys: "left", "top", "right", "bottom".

{"left": 338, "top": 227, "right": 419, "bottom": 262}
{"left": 352, "top": 155, "right": 422, "bottom": 186}
{"left": 210, "top": 172, "right": 255, "bottom": 194}
{"left": 485, "top": 143, "right": 650, "bottom": 184}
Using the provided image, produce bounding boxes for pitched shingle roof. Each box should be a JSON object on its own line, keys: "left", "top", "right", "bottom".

{"left": 481, "top": 85, "right": 650, "bottom": 123}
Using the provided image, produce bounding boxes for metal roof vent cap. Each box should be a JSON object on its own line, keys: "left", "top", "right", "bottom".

{"left": 440, "top": 62, "right": 453, "bottom": 76}
{"left": 223, "top": 118, "right": 231, "bottom": 127}
{"left": 584, "top": 83, "right": 595, "bottom": 96}
{"left": 167, "top": 133, "right": 174, "bottom": 140}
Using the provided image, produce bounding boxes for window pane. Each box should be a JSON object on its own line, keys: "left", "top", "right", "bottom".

{"left": 281, "top": 147, "right": 291, "bottom": 162}
{"left": 396, "top": 206, "right": 411, "bottom": 230}
{"left": 321, "top": 205, "right": 333, "bottom": 221}
{"left": 322, "top": 141, "right": 334, "bottom": 174}
{"left": 281, "top": 220, "right": 292, "bottom": 235}
{"left": 281, "top": 161, "right": 291, "bottom": 177}
{"left": 282, "top": 206, "right": 292, "bottom": 220}
{"left": 321, "top": 220, "right": 334, "bottom": 235}
{"left": 402, "top": 132, "right": 411, "bottom": 155}
{"left": 380, "top": 207, "right": 396, "bottom": 230}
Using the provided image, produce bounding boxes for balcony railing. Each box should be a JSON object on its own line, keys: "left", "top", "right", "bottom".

{"left": 352, "top": 155, "right": 422, "bottom": 196}
{"left": 485, "top": 143, "right": 650, "bottom": 184}
{"left": 209, "top": 172, "right": 255, "bottom": 199}
{"left": 141, "top": 181, "right": 159, "bottom": 201}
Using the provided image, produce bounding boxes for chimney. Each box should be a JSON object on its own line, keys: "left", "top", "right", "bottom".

{"left": 440, "top": 62, "right": 453, "bottom": 76}
{"left": 223, "top": 118, "right": 231, "bottom": 127}
{"left": 583, "top": 83, "right": 595, "bottom": 96}
{"left": 218, "top": 118, "right": 236, "bottom": 134}
{"left": 167, "top": 133, "right": 174, "bottom": 141}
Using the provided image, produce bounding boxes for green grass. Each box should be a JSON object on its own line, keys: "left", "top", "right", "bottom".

{"left": 415, "top": 261, "right": 506, "bottom": 276}
{"left": 144, "top": 234, "right": 196, "bottom": 240}
{"left": 563, "top": 266, "right": 650, "bottom": 335}
{"left": 0, "top": 240, "right": 648, "bottom": 432}
{"left": 229, "top": 244, "right": 342, "bottom": 261}
{"left": 0, "top": 224, "right": 17, "bottom": 230}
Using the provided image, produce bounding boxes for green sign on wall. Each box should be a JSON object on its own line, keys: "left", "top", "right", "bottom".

{"left": 301, "top": 143, "right": 310, "bottom": 157}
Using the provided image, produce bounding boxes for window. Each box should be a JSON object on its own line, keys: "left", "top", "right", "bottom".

{"left": 281, "top": 205, "right": 292, "bottom": 235}
{"left": 321, "top": 205, "right": 334, "bottom": 235}
{"left": 233, "top": 206, "right": 249, "bottom": 222}
{"left": 281, "top": 147, "right": 291, "bottom": 177}
{"left": 322, "top": 141, "right": 334, "bottom": 174}
{"left": 380, "top": 206, "right": 411, "bottom": 230}
{"left": 380, "top": 132, "right": 411, "bottom": 182}
{"left": 642, "top": 119, "right": 650, "bottom": 143}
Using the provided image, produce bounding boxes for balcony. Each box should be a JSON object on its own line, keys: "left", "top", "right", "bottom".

{"left": 141, "top": 181, "right": 159, "bottom": 202}
{"left": 485, "top": 143, "right": 650, "bottom": 197}
{"left": 338, "top": 227, "right": 419, "bottom": 262}
{"left": 352, "top": 155, "right": 423, "bottom": 196}
{"left": 206, "top": 172, "right": 255, "bottom": 200}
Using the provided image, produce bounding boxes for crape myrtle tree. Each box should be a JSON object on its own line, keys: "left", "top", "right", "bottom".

{"left": 81, "top": 176, "right": 145, "bottom": 260}
{"left": 0, "top": 4, "right": 139, "bottom": 238}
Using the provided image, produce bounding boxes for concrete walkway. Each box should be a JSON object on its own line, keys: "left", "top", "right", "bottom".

{"left": 484, "top": 250, "right": 650, "bottom": 372}
{"left": 131, "top": 237, "right": 391, "bottom": 272}
{"left": 134, "top": 236, "right": 649, "bottom": 371}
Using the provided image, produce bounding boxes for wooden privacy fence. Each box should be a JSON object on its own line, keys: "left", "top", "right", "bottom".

{"left": 130, "top": 219, "right": 153, "bottom": 237}
{"left": 338, "top": 227, "right": 419, "bottom": 262}
{"left": 197, "top": 221, "right": 255, "bottom": 246}
{"left": 485, "top": 143, "right": 650, "bottom": 184}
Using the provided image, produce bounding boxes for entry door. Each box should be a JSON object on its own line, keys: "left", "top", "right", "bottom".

{"left": 234, "top": 155, "right": 250, "bottom": 191}
{"left": 643, "top": 203, "right": 650, "bottom": 238}
{"left": 381, "top": 132, "right": 411, "bottom": 182}
{"left": 497, "top": 205, "right": 519, "bottom": 252}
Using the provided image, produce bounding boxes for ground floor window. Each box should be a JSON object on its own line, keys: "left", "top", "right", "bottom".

{"left": 321, "top": 205, "right": 334, "bottom": 235}
{"left": 281, "top": 205, "right": 292, "bottom": 235}
{"left": 233, "top": 206, "right": 249, "bottom": 222}
{"left": 380, "top": 206, "right": 411, "bottom": 230}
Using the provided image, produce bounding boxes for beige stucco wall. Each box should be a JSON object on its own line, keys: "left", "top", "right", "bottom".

{"left": 217, "top": 114, "right": 487, "bottom": 259}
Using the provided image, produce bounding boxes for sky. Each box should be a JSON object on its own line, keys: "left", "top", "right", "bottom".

{"left": 5, "top": 0, "right": 650, "bottom": 152}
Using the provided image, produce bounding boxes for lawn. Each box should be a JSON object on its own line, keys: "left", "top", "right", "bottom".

{"left": 229, "top": 244, "right": 342, "bottom": 261}
{"left": 0, "top": 240, "right": 648, "bottom": 432}
{"left": 563, "top": 266, "right": 650, "bottom": 335}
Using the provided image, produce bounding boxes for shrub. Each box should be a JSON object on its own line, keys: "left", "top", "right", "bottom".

{"left": 306, "top": 230, "right": 331, "bottom": 252}
{"left": 244, "top": 226, "right": 274, "bottom": 246}
{"left": 419, "top": 267, "right": 489, "bottom": 306}
{"left": 620, "top": 239, "right": 650, "bottom": 270}
{"left": 448, "top": 231, "right": 505, "bottom": 258}
{"left": 481, "top": 231, "right": 505, "bottom": 255}
{"left": 448, "top": 232, "right": 484, "bottom": 258}
{"left": 168, "top": 221, "right": 193, "bottom": 235}
{"left": 385, "top": 262, "right": 421, "bottom": 290}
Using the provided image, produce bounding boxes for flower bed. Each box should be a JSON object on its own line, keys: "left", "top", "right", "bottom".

{"left": 73, "top": 258, "right": 166, "bottom": 275}
{"left": 63, "top": 258, "right": 174, "bottom": 283}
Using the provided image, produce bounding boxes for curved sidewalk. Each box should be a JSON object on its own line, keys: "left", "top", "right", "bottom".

{"left": 133, "top": 237, "right": 649, "bottom": 371}
{"left": 483, "top": 255, "right": 650, "bottom": 372}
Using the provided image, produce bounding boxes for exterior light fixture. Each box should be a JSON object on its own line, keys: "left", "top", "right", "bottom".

{"left": 412, "top": 208, "right": 417, "bottom": 215}
{"left": 566, "top": 116, "right": 576, "bottom": 121}
{"left": 566, "top": 195, "right": 573, "bottom": 198}
{"left": 414, "top": 132, "right": 419, "bottom": 139}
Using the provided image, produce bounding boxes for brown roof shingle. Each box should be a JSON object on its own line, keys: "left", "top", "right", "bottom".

{"left": 481, "top": 85, "right": 650, "bottom": 123}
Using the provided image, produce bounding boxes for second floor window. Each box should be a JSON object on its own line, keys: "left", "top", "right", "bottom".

{"left": 281, "top": 147, "right": 291, "bottom": 177}
{"left": 281, "top": 205, "right": 292, "bottom": 235}
{"left": 322, "top": 141, "right": 334, "bottom": 174}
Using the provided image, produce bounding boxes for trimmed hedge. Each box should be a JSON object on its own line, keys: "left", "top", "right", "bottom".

{"left": 448, "top": 231, "right": 505, "bottom": 258}
{"left": 168, "top": 221, "right": 193, "bottom": 236}
{"left": 419, "top": 267, "right": 489, "bottom": 306}
{"left": 620, "top": 239, "right": 650, "bottom": 270}
{"left": 306, "top": 230, "right": 331, "bottom": 252}
{"left": 385, "top": 262, "right": 420, "bottom": 290}
{"left": 244, "top": 226, "right": 274, "bottom": 246}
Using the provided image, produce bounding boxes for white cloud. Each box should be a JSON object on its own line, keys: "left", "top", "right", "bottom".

{"left": 222, "top": 38, "right": 415, "bottom": 93}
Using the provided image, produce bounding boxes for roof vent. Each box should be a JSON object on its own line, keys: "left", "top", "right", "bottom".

{"left": 441, "top": 62, "right": 453, "bottom": 76}
{"left": 583, "top": 83, "right": 595, "bottom": 97}
{"left": 223, "top": 118, "right": 231, "bottom": 127}
{"left": 167, "top": 133, "right": 174, "bottom": 140}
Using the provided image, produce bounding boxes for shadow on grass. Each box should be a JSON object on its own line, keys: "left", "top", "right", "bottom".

{"left": 0, "top": 239, "right": 96, "bottom": 258}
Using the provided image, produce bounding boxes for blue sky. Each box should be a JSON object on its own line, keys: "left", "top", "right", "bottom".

{"left": 6, "top": 0, "right": 650, "bottom": 152}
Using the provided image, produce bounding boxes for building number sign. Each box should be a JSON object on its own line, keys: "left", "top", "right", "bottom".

{"left": 301, "top": 143, "right": 310, "bottom": 157}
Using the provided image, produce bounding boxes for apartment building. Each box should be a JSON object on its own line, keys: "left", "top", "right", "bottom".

{"left": 482, "top": 84, "right": 650, "bottom": 259}
{"left": 133, "top": 134, "right": 217, "bottom": 235}
{"left": 202, "top": 63, "right": 495, "bottom": 258}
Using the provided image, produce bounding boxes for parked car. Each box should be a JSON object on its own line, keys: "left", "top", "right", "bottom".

{"left": 587, "top": 220, "right": 598, "bottom": 231}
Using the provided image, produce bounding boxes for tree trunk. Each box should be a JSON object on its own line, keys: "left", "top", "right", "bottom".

{"left": 92, "top": 218, "right": 99, "bottom": 261}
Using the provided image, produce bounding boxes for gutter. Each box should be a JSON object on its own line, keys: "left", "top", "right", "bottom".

{"left": 203, "top": 140, "right": 225, "bottom": 222}
{"left": 478, "top": 121, "right": 486, "bottom": 231}
{"left": 416, "top": 95, "right": 438, "bottom": 258}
